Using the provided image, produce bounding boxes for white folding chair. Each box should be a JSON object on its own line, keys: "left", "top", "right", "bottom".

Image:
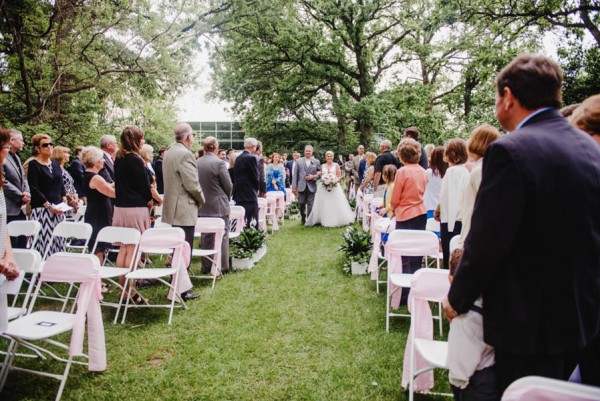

{"left": 501, "top": 376, "right": 600, "bottom": 401}
{"left": 369, "top": 196, "right": 384, "bottom": 231}
{"left": 257, "top": 197, "right": 268, "bottom": 233}
{"left": 43, "top": 221, "right": 93, "bottom": 259}
{"left": 362, "top": 193, "right": 374, "bottom": 230}
{"left": 67, "top": 200, "right": 86, "bottom": 222}
{"left": 118, "top": 227, "right": 190, "bottom": 326}
{"left": 0, "top": 253, "right": 105, "bottom": 401}
{"left": 406, "top": 268, "right": 451, "bottom": 401}
{"left": 369, "top": 217, "right": 394, "bottom": 293}
{"left": 191, "top": 217, "right": 226, "bottom": 289}
{"left": 7, "top": 220, "right": 41, "bottom": 250}
{"left": 425, "top": 218, "right": 443, "bottom": 267}
{"left": 385, "top": 230, "right": 442, "bottom": 333}
{"left": 267, "top": 191, "right": 285, "bottom": 226}
{"left": 89, "top": 227, "right": 141, "bottom": 321}
{"left": 229, "top": 205, "right": 245, "bottom": 240}
{"left": 262, "top": 195, "right": 278, "bottom": 232}
{"left": 7, "top": 249, "right": 43, "bottom": 321}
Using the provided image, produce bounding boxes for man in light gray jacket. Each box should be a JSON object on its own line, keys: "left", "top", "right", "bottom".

{"left": 3, "top": 129, "right": 30, "bottom": 248}
{"left": 197, "top": 136, "right": 233, "bottom": 273}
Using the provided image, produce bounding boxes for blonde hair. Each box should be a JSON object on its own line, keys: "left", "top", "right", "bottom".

{"left": 51, "top": 146, "right": 70, "bottom": 163}
{"left": 139, "top": 144, "right": 154, "bottom": 162}
{"left": 364, "top": 152, "right": 377, "bottom": 166}
{"left": 31, "top": 133, "right": 51, "bottom": 149}
{"left": 382, "top": 164, "right": 397, "bottom": 184}
{"left": 467, "top": 124, "right": 501, "bottom": 158}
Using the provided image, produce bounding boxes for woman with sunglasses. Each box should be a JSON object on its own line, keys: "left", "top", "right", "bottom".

{"left": 27, "top": 134, "right": 67, "bottom": 256}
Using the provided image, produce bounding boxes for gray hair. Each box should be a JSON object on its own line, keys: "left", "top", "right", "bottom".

{"left": 244, "top": 137, "right": 258, "bottom": 148}
{"left": 380, "top": 139, "right": 392, "bottom": 150}
{"left": 99, "top": 134, "right": 117, "bottom": 149}
{"left": 256, "top": 140, "right": 262, "bottom": 151}
{"left": 174, "top": 123, "right": 193, "bottom": 141}
{"left": 81, "top": 146, "right": 104, "bottom": 168}
{"left": 8, "top": 129, "right": 22, "bottom": 139}
{"left": 304, "top": 145, "right": 314, "bottom": 152}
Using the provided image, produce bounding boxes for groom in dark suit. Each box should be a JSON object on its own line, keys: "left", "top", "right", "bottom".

{"left": 292, "top": 145, "right": 320, "bottom": 225}
{"left": 444, "top": 54, "right": 600, "bottom": 390}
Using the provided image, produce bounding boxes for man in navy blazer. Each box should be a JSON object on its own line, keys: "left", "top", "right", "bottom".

{"left": 444, "top": 54, "right": 600, "bottom": 390}
{"left": 232, "top": 138, "right": 259, "bottom": 228}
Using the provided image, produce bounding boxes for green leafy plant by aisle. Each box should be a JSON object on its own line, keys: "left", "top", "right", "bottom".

{"left": 348, "top": 198, "right": 357, "bottom": 210}
{"left": 230, "top": 226, "right": 267, "bottom": 259}
{"left": 338, "top": 226, "right": 372, "bottom": 274}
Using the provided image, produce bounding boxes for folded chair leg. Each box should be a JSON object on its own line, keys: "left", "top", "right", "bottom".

{"left": 0, "top": 339, "right": 17, "bottom": 391}
{"left": 55, "top": 355, "right": 73, "bottom": 401}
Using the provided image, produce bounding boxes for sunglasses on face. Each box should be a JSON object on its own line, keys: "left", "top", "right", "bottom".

{"left": 40, "top": 143, "right": 53, "bottom": 148}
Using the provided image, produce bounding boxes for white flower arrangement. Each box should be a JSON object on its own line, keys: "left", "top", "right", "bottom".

{"left": 321, "top": 172, "right": 340, "bottom": 191}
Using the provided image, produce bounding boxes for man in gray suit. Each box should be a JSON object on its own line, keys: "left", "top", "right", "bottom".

{"left": 3, "top": 129, "right": 30, "bottom": 248}
{"left": 351, "top": 144, "right": 365, "bottom": 187}
{"left": 162, "top": 123, "right": 205, "bottom": 300}
{"left": 197, "top": 136, "right": 233, "bottom": 274}
{"left": 292, "top": 145, "right": 321, "bottom": 225}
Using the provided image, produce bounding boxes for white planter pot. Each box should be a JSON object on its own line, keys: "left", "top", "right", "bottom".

{"left": 252, "top": 245, "right": 267, "bottom": 263}
{"left": 232, "top": 257, "right": 254, "bottom": 270}
{"left": 351, "top": 261, "right": 368, "bottom": 275}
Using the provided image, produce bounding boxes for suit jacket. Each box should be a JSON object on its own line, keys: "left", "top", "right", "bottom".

{"left": 448, "top": 109, "right": 600, "bottom": 355}
{"left": 153, "top": 156, "right": 164, "bottom": 194}
{"left": 99, "top": 152, "right": 115, "bottom": 183}
{"left": 256, "top": 155, "right": 266, "bottom": 195}
{"left": 351, "top": 154, "right": 363, "bottom": 184}
{"left": 292, "top": 157, "right": 321, "bottom": 193}
{"left": 161, "top": 142, "right": 205, "bottom": 226}
{"left": 285, "top": 160, "right": 295, "bottom": 187}
{"left": 232, "top": 150, "right": 259, "bottom": 202}
{"left": 68, "top": 157, "right": 86, "bottom": 197}
{"left": 197, "top": 152, "right": 232, "bottom": 217}
{"left": 3, "top": 152, "right": 29, "bottom": 216}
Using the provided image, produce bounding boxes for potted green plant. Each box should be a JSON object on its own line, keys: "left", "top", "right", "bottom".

{"left": 338, "top": 226, "right": 372, "bottom": 275}
{"left": 287, "top": 200, "right": 300, "bottom": 220}
{"left": 230, "top": 227, "right": 267, "bottom": 270}
{"left": 348, "top": 197, "right": 357, "bottom": 211}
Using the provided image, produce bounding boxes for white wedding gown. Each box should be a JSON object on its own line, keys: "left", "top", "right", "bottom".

{"left": 306, "top": 164, "right": 355, "bottom": 227}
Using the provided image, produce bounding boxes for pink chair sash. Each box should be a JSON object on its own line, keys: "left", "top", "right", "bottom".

{"left": 265, "top": 193, "right": 280, "bottom": 231}
{"left": 41, "top": 253, "right": 106, "bottom": 371}
{"left": 285, "top": 188, "right": 295, "bottom": 205}
{"left": 362, "top": 194, "right": 374, "bottom": 230}
{"left": 257, "top": 198, "right": 267, "bottom": 231}
{"left": 385, "top": 238, "right": 439, "bottom": 309}
{"left": 138, "top": 228, "right": 193, "bottom": 301}
{"left": 368, "top": 218, "right": 393, "bottom": 280}
{"left": 401, "top": 269, "right": 449, "bottom": 392}
{"left": 370, "top": 197, "right": 384, "bottom": 234}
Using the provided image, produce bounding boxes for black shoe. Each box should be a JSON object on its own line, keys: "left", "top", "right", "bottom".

{"left": 181, "top": 290, "right": 200, "bottom": 301}
{"left": 137, "top": 279, "right": 160, "bottom": 288}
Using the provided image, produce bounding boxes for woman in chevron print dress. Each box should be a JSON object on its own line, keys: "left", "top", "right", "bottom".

{"left": 0, "top": 128, "right": 21, "bottom": 333}
{"left": 27, "top": 134, "right": 67, "bottom": 257}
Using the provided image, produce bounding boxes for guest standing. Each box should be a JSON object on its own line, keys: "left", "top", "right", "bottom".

{"left": 81, "top": 146, "right": 115, "bottom": 262}
{"left": 0, "top": 128, "right": 20, "bottom": 333}
{"left": 373, "top": 139, "right": 401, "bottom": 197}
{"left": 423, "top": 146, "right": 447, "bottom": 219}
{"left": 266, "top": 152, "right": 286, "bottom": 198}
{"left": 27, "top": 134, "right": 66, "bottom": 256}
{"left": 233, "top": 138, "right": 260, "bottom": 228}
{"left": 358, "top": 152, "right": 377, "bottom": 195}
{"left": 99, "top": 134, "right": 118, "bottom": 183}
{"left": 51, "top": 146, "right": 79, "bottom": 220}
{"left": 112, "top": 126, "right": 152, "bottom": 304}
{"left": 140, "top": 144, "right": 163, "bottom": 227}
{"left": 390, "top": 138, "right": 427, "bottom": 303}
{"left": 436, "top": 138, "right": 469, "bottom": 269}
{"left": 197, "top": 136, "right": 233, "bottom": 274}
{"left": 3, "top": 129, "right": 30, "bottom": 248}
{"left": 68, "top": 146, "right": 86, "bottom": 199}
{"left": 162, "top": 123, "right": 205, "bottom": 281}
{"left": 153, "top": 146, "right": 166, "bottom": 194}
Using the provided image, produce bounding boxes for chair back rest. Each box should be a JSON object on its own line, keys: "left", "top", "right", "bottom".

{"left": 40, "top": 252, "right": 100, "bottom": 284}
{"left": 501, "top": 375, "right": 600, "bottom": 401}
{"left": 138, "top": 227, "right": 185, "bottom": 251}
{"left": 386, "top": 230, "right": 439, "bottom": 257}
{"left": 13, "top": 249, "right": 43, "bottom": 274}
{"left": 257, "top": 197, "right": 268, "bottom": 222}
{"left": 409, "top": 268, "right": 450, "bottom": 303}
{"left": 195, "top": 217, "right": 226, "bottom": 236}
{"left": 91, "top": 227, "right": 141, "bottom": 254}
{"left": 52, "top": 221, "right": 93, "bottom": 240}
{"left": 284, "top": 188, "right": 294, "bottom": 204}
{"left": 230, "top": 206, "right": 245, "bottom": 233}
{"left": 370, "top": 197, "right": 384, "bottom": 209}
{"left": 7, "top": 220, "right": 41, "bottom": 248}
{"left": 425, "top": 217, "right": 440, "bottom": 232}
{"left": 449, "top": 235, "right": 461, "bottom": 253}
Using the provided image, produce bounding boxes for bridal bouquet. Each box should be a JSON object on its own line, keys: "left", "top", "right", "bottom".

{"left": 321, "top": 173, "right": 340, "bottom": 191}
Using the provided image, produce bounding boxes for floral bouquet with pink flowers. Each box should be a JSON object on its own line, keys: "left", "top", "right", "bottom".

{"left": 321, "top": 173, "right": 340, "bottom": 191}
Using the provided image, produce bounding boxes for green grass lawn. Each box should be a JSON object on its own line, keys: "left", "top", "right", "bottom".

{"left": 2, "top": 220, "right": 450, "bottom": 400}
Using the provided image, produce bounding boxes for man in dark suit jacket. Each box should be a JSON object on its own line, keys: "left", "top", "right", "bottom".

{"left": 68, "top": 146, "right": 86, "bottom": 198}
{"left": 285, "top": 151, "right": 299, "bottom": 188}
{"left": 444, "top": 54, "right": 600, "bottom": 391}
{"left": 153, "top": 146, "right": 166, "bottom": 194}
{"left": 255, "top": 141, "right": 266, "bottom": 197}
{"left": 197, "top": 136, "right": 233, "bottom": 273}
{"left": 99, "top": 134, "right": 117, "bottom": 183}
{"left": 3, "top": 129, "right": 30, "bottom": 248}
{"left": 232, "top": 138, "right": 259, "bottom": 228}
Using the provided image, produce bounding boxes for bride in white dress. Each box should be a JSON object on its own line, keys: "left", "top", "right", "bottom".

{"left": 306, "top": 151, "right": 355, "bottom": 227}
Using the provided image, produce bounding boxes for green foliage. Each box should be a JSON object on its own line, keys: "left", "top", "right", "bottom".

{"left": 230, "top": 226, "right": 267, "bottom": 259}
{"left": 287, "top": 200, "right": 300, "bottom": 216}
{"left": 559, "top": 35, "right": 600, "bottom": 105}
{"left": 339, "top": 225, "right": 372, "bottom": 262}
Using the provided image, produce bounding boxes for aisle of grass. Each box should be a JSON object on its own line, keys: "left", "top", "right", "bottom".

{"left": 2, "top": 220, "right": 450, "bottom": 400}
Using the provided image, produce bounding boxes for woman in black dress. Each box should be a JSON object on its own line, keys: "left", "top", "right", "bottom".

{"left": 81, "top": 146, "right": 115, "bottom": 262}
{"left": 27, "top": 134, "right": 66, "bottom": 257}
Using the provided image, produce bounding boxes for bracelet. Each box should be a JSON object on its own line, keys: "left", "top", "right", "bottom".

{"left": 44, "top": 203, "right": 52, "bottom": 210}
